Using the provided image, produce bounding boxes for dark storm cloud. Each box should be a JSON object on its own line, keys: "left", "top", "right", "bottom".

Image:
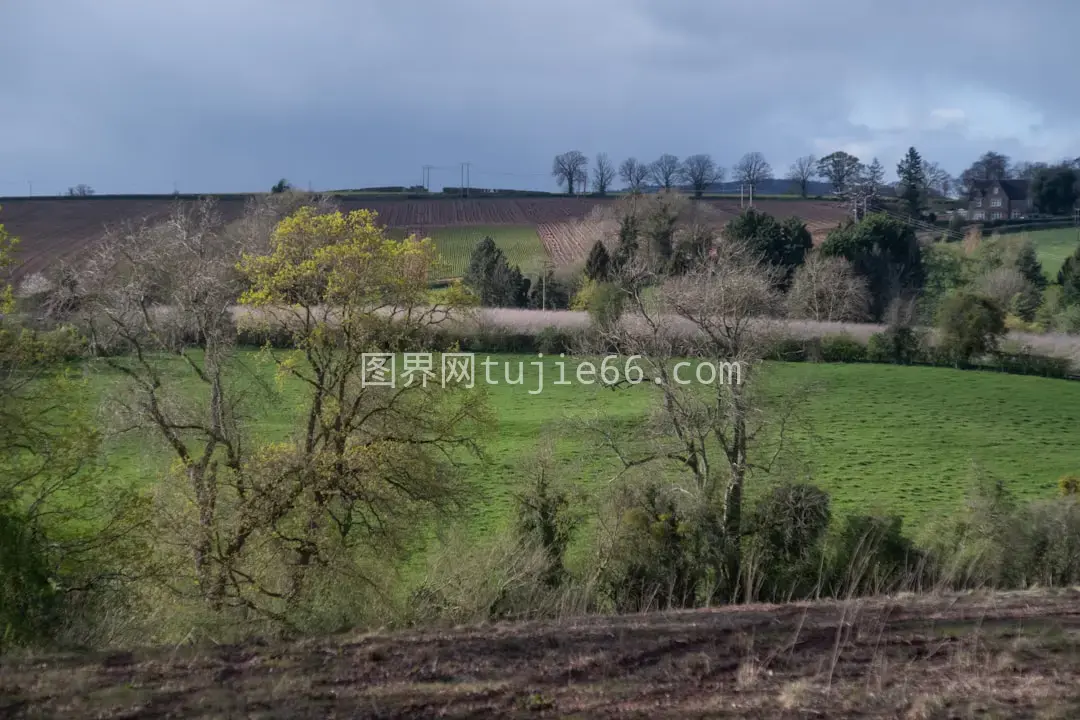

{"left": 1, "top": 0, "right": 1077, "bottom": 195}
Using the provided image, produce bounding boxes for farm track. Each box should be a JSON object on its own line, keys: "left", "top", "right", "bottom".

{"left": 3, "top": 589, "right": 1080, "bottom": 718}
{"left": 1, "top": 197, "right": 850, "bottom": 281}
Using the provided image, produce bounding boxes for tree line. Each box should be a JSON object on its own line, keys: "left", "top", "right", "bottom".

{"left": 551, "top": 148, "right": 1080, "bottom": 213}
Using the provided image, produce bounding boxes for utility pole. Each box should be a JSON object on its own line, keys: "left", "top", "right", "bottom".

{"left": 463, "top": 162, "right": 471, "bottom": 198}
{"left": 27, "top": 180, "right": 32, "bottom": 197}
{"left": 422, "top": 165, "right": 432, "bottom": 191}
{"left": 460, "top": 163, "right": 464, "bottom": 197}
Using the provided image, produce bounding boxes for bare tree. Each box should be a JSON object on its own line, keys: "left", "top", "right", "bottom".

{"left": 920, "top": 160, "right": 950, "bottom": 200}
{"left": 587, "top": 241, "right": 792, "bottom": 600}
{"left": 77, "top": 199, "right": 255, "bottom": 613}
{"left": 619, "top": 157, "right": 650, "bottom": 193}
{"left": 679, "top": 154, "right": 724, "bottom": 198}
{"left": 649, "top": 154, "right": 681, "bottom": 190}
{"left": 552, "top": 151, "right": 588, "bottom": 195}
{"left": 786, "top": 155, "right": 817, "bottom": 197}
{"left": 785, "top": 253, "right": 870, "bottom": 322}
{"left": 67, "top": 184, "right": 94, "bottom": 197}
{"left": 592, "top": 153, "right": 616, "bottom": 195}
{"left": 732, "top": 152, "right": 773, "bottom": 199}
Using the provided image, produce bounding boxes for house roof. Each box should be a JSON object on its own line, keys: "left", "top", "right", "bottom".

{"left": 969, "top": 178, "right": 1029, "bottom": 201}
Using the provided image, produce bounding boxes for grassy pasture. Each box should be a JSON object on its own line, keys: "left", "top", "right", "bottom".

{"left": 87, "top": 352, "right": 1080, "bottom": 540}
{"left": 1021, "top": 226, "right": 1080, "bottom": 279}
{"left": 388, "top": 225, "right": 549, "bottom": 279}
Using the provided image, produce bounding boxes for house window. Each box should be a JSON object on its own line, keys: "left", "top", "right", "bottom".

{"left": 991, "top": 212, "right": 1003, "bottom": 220}
{"left": 973, "top": 211, "right": 985, "bottom": 220}
{"left": 990, "top": 198, "right": 1002, "bottom": 208}
{"left": 993, "top": 186, "right": 999, "bottom": 194}
{"left": 1011, "top": 209, "right": 1021, "bottom": 219}
{"left": 974, "top": 198, "right": 983, "bottom": 208}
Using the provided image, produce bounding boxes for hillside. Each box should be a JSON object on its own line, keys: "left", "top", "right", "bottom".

{"left": 2, "top": 589, "right": 1078, "bottom": 718}
{"left": 0, "top": 195, "right": 850, "bottom": 282}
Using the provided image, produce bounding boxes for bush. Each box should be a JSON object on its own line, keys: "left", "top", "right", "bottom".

{"left": 585, "top": 282, "right": 625, "bottom": 331}
{"left": 597, "top": 483, "right": 709, "bottom": 613}
{"left": 818, "top": 334, "right": 867, "bottom": 363}
{"left": 936, "top": 293, "right": 1006, "bottom": 367}
{"left": 534, "top": 326, "right": 576, "bottom": 355}
{"left": 1060, "top": 474, "right": 1080, "bottom": 496}
{"left": 990, "top": 350, "right": 1071, "bottom": 378}
{"left": 824, "top": 514, "right": 926, "bottom": 596}
{"left": 745, "top": 484, "right": 831, "bottom": 602}
{"left": 866, "top": 326, "right": 921, "bottom": 364}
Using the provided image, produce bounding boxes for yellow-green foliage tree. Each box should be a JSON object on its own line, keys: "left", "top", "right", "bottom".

{"left": 236, "top": 207, "right": 490, "bottom": 627}
{"left": 0, "top": 210, "right": 15, "bottom": 314}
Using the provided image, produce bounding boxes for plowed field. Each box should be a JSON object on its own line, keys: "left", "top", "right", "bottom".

{"left": 3, "top": 590, "right": 1080, "bottom": 718}
{"left": 0, "top": 196, "right": 849, "bottom": 282}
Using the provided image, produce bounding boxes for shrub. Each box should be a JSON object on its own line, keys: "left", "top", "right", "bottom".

{"left": 597, "top": 483, "right": 708, "bottom": 613}
{"left": 585, "top": 282, "right": 625, "bottom": 331}
{"left": 936, "top": 293, "right": 1006, "bottom": 367}
{"left": 534, "top": 326, "right": 576, "bottom": 355}
{"left": 824, "top": 514, "right": 925, "bottom": 597}
{"left": 866, "top": 326, "right": 921, "bottom": 364}
{"left": 1060, "top": 474, "right": 1080, "bottom": 496}
{"left": 744, "top": 484, "right": 831, "bottom": 602}
{"left": 818, "top": 334, "right": 867, "bottom": 363}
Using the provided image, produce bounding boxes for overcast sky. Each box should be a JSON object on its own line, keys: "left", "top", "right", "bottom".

{"left": 2, "top": 0, "right": 1078, "bottom": 195}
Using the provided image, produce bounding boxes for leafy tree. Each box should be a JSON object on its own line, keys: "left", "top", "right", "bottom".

{"left": 644, "top": 191, "right": 681, "bottom": 266}
{"left": 236, "top": 207, "right": 489, "bottom": 618}
{"left": 1031, "top": 165, "right": 1079, "bottom": 215}
{"left": 610, "top": 211, "right": 641, "bottom": 272}
{"left": 271, "top": 178, "right": 292, "bottom": 194}
{"left": 584, "top": 239, "right": 611, "bottom": 281}
{"left": 960, "top": 151, "right": 1011, "bottom": 195}
{"left": 0, "top": 211, "right": 14, "bottom": 313}
{"left": 464, "top": 237, "right": 529, "bottom": 307}
{"left": 936, "top": 292, "right": 1006, "bottom": 366}
{"left": 895, "top": 147, "right": 926, "bottom": 216}
{"left": 1059, "top": 245, "right": 1080, "bottom": 306}
{"left": 819, "top": 213, "right": 924, "bottom": 320}
{"left": 552, "top": 151, "right": 588, "bottom": 194}
{"left": 724, "top": 209, "right": 811, "bottom": 284}
{"left": 816, "top": 152, "right": 861, "bottom": 195}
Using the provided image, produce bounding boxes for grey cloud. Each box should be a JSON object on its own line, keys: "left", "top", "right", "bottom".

{"left": 1, "top": 0, "right": 1077, "bottom": 195}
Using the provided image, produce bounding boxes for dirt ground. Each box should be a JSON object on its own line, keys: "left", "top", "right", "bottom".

{"left": 0, "top": 196, "right": 850, "bottom": 282}
{"left": 3, "top": 589, "right": 1080, "bottom": 719}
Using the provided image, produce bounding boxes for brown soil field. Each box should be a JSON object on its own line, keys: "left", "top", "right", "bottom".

{"left": 0, "top": 197, "right": 849, "bottom": 282}
{"left": 2, "top": 589, "right": 1080, "bottom": 718}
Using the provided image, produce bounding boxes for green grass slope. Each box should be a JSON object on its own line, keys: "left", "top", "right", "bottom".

{"left": 1024, "top": 227, "right": 1080, "bottom": 279}
{"left": 87, "top": 353, "right": 1080, "bottom": 540}
{"left": 389, "top": 225, "right": 549, "bottom": 278}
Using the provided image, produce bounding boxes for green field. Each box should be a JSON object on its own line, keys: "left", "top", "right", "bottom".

{"left": 1024, "top": 227, "right": 1080, "bottom": 279}
{"left": 90, "top": 353, "right": 1080, "bottom": 540}
{"left": 390, "top": 225, "right": 549, "bottom": 278}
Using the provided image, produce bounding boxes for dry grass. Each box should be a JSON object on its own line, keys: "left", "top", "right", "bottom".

{"left": 4, "top": 589, "right": 1080, "bottom": 718}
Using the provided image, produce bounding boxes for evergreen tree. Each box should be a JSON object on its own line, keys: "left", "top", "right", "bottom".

{"left": 1058, "top": 245, "right": 1080, "bottom": 306}
{"left": 464, "top": 237, "right": 528, "bottom": 307}
{"left": 896, "top": 147, "right": 926, "bottom": 217}
{"left": 584, "top": 240, "right": 611, "bottom": 281}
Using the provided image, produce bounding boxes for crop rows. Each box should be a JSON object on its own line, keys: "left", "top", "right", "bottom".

{"left": 391, "top": 225, "right": 549, "bottom": 279}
